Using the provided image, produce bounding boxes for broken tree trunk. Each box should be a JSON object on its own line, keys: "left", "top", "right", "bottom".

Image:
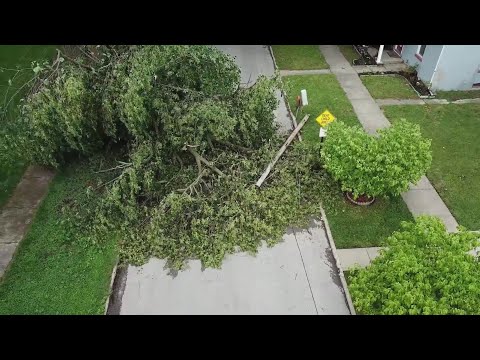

{"left": 255, "top": 114, "right": 310, "bottom": 188}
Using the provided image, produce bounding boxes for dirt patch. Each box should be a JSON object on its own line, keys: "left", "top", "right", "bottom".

{"left": 398, "top": 70, "right": 434, "bottom": 97}
{"left": 359, "top": 71, "right": 435, "bottom": 98}
{"left": 345, "top": 192, "right": 376, "bottom": 206}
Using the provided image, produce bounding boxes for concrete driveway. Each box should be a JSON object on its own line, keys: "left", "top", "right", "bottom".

{"left": 215, "top": 45, "right": 292, "bottom": 135}
{"left": 111, "top": 46, "right": 350, "bottom": 315}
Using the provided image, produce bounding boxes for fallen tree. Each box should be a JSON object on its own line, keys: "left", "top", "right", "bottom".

{"left": 3, "top": 45, "right": 335, "bottom": 269}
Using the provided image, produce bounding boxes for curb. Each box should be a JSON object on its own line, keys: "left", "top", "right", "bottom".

{"left": 320, "top": 206, "right": 357, "bottom": 315}
{"left": 104, "top": 257, "right": 119, "bottom": 315}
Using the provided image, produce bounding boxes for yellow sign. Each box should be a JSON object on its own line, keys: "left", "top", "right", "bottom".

{"left": 316, "top": 109, "right": 336, "bottom": 127}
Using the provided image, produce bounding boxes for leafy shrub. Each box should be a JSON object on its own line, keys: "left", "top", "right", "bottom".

{"left": 321, "top": 120, "right": 432, "bottom": 198}
{"left": 349, "top": 216, "right": 480, "bottom": 315}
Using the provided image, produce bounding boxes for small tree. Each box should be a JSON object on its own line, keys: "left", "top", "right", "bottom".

{"left": 349, "top": 216, "right": 480, "bottom": 315}
{"left": 321, "top": 120, "right": 432, "bottom": 199}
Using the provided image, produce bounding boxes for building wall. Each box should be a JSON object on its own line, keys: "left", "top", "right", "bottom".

{"left": 431, "top": 45, "right": 480, "bottom": 91}
{"left": 400, "top": 45, "right": 444, "bottom": 85}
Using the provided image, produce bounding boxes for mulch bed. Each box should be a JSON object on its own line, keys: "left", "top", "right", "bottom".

{"left": 352, "top": 45, "right": 377, "bottom": 66}
{"left": 345, "top": 191, "right": 376, "bottom": 206}
{"left": 358, "top": 71, "right": 435, "bottom": 98}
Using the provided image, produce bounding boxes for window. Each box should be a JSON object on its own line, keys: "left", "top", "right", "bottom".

{"left": 416, "top": 45, "right": 427, "bottom": 61}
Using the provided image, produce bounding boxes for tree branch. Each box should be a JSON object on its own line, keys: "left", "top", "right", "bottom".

{"left": 59, "top": 50, "right": 95, "bottom": 71}
{"left": 215, "top": 139, "right": 253, "bottom": 154}
{"left": 177, "top": 168, "right": 208, "bottom": 194}
{"left": 186, "top": 146, "right": 225, "bottom": 177}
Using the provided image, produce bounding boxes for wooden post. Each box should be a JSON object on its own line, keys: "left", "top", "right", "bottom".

{"left": 255, "top": 114, "right": 310, "bottom": 187}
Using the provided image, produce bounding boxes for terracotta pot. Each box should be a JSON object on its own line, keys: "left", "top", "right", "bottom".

{"left": 345, "top": 191, "right": 375, "bottom": 206}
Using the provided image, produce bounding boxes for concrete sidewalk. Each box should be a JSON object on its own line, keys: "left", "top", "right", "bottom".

{"left": 119, "top": 220, "right": 350, "bottom": 315}
{"left": 0, "top": 166, "right": 54, "bottom": 278}
{"left": 337, "top": 247, "right": 382, "bottom": 269}
{"left": 319, "top": 45, "right": 459, "bottom": 233}
{"left": 215, "top": 45, "right": 292, "bottom": 135}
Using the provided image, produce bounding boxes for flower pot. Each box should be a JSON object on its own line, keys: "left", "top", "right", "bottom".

{"left": 345, "top": 191, "right": 375, "bottom": 206}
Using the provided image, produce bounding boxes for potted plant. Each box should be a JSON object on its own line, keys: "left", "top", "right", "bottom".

{"left": 320, "top": 120, "right": 432, "bottom": 205}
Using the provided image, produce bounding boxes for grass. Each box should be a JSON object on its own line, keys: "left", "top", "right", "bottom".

{"left": 283, "top": 74, "right": 359, "bottom": 142}
{"left": 0, "top": 158, "right": 118, "bottom": 314}
{"left": 338, "top": 45, "right": 359, "bottom": 64}
{"left": 436, "top": 89, "right": 480, "bottom": 101}
{"left": 0, "top": 45, "right": 57, "bottom": 208}
{"left": 0, "top": 165, "right": 25, "bottom": 208}
{"left": 324, "top": 195, "right": 413, "bottom": 248}
{"left": 283, "top": 74, "right": 414, "bottom": 247}
{"left": 384, "top": 104, "right": 480, "bottom": 230}
{"left": 361, "top": 75, "right": 418, "bottom": 99}
{"left": 271, "top": 45, "right": 328, "bottom": 70}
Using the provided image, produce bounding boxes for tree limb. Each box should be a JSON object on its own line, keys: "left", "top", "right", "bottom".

{"left": 255, "top": 114, "right": 310, "bottom": 187}
{"left": 215, "top": 139, "right": 253, "bottom": 154}
{"left": 184, "top": 145, "right": 225, "bottom": 177}
{"left": 95, "top": 162, "right": 132, "bottom": 174}
{"left": 59, "top": 50, "right": 95, "bottom": 71}
{"left": 177, "top": 168, "right": 208, "bottom": 194}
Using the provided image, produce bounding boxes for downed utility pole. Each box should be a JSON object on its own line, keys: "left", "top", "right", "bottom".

{"left": 255, "top": 114, "right": 310, "bottom": 188}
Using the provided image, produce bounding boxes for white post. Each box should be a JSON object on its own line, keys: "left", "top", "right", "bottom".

{"left": 376, "top": 45, "right": 385, "bottom": 64}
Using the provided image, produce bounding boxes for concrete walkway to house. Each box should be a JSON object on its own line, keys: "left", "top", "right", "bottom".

{"left": 319, "top": 45, "right": 459, "bottom": 234}
{"left": 337, "top": 247, "right": 383, "bottom": 269}
{"left": 0, "top": 166, "right": 54, "bottom": 278}
{"left": 354, "top": 63, "right": 408, "bottom": 74}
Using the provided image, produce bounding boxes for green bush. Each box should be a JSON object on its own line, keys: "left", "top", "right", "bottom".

{"left": 349, "top": 216, "right": 480, "bottom": 315}
{"left": 321, "top": 120, "right": 431, "bottom": 198}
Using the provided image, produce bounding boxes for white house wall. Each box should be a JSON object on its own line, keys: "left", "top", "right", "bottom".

{"left": 431, "top": 45, "right": 480, "bottom": 91}
{"left": 400, "top": 45, "right": 444, "bottom": 86}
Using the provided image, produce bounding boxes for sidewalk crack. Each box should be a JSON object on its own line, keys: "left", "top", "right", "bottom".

{"left": 293, "top": 228, "right": 319, "bottom": 315}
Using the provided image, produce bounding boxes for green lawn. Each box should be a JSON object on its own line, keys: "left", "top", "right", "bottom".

{"left": 283, "top": 74, "right": 359, "bottom": 142}
{"left": 283, "top": 74, "right": 414, "bottom": 247}
{"left": 436, "top": 89, "right": 480, "bottom": 101}
{"left": 0, "top": 45, "right": 57, "bottom": 208}
{"left": 0, "top": 159, "right": 118, "bottom": 314}
{"left": 384, "top": 104, "right": 480, "bottom": 230}
{"left": 271, "top": 45, "right": 328, "bottom": 70}
{"left": 361, "top": 75, "right": 418, "bottom": 99}
{"left": 0, "top": 165, "right": 26, "bottom": 208}
{"left": 324, "top": 195, "right": 414, "bottom": 248}
{"left": 338, "top": 45, "right": 359, "bottom": 64}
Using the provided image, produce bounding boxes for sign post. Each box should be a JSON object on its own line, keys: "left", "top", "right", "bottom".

{"left": 316, "top": 109, "right": 336, "bottom": 142}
